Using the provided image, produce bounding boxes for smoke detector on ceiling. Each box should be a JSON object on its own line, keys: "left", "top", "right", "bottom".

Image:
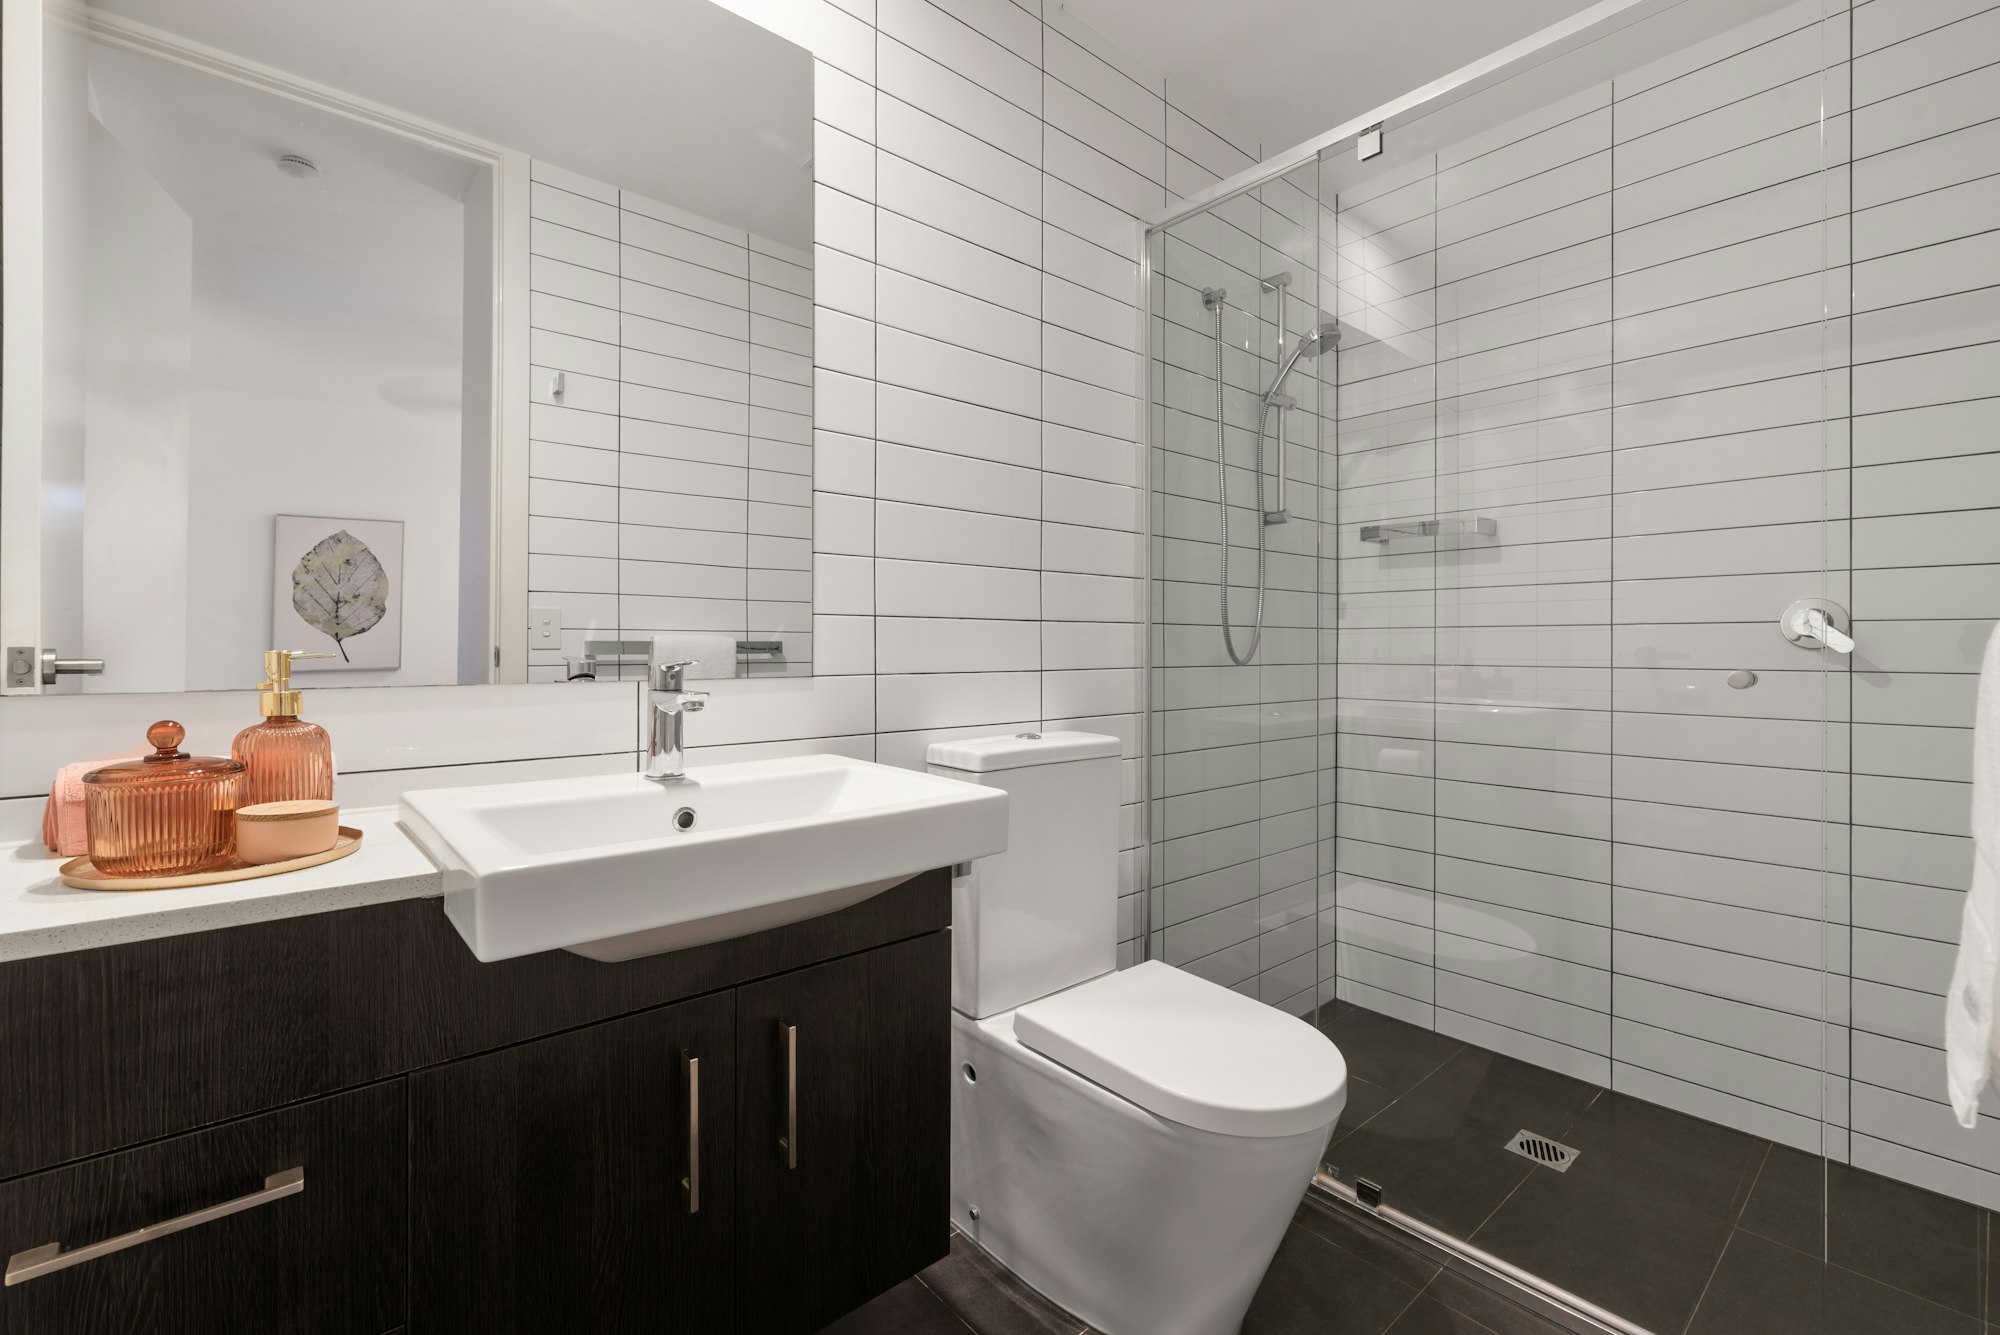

{"left": 275, "top": 153, "right": 320, "bottom": 179}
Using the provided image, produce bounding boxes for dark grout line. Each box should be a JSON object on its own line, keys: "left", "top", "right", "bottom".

{"left": 1331, "top": 1088, "right": 1403, "bottom": 1149}
{"left": 1739, "top": 1217, "right": 1988, "bottom": 1328}
{"left": 1555, "top": 1086, "right": 1606, "bottom": 1142}
{"left": 1728, "top": 1140, "right": 1772, "bottom": 1233}
{"left": 1379, "top": 1287, "right": 1429, "bottom": 1334}
{"left": 1981, "top": 1207, "right": 1991, "bottom": 1326}
{"left": 1466, "top": 1157, "right": 1538, "bottom": 1249}
{"left": 1678, "top": 1227, "right": 1739, "bottom": 1335}
{"left": 910, "top": 1273, "right": 983, "bottom": 1335}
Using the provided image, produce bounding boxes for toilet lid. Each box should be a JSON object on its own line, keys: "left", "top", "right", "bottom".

{"left": 1013, "top": 961, "right": 1348, "bottom": 1138}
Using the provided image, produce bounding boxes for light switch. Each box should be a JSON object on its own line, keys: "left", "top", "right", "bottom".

{"left": 529, "top": 606, "right": 561, "bottom": 647}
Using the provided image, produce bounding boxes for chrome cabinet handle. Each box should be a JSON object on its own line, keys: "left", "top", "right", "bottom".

{"left": 777, "top": 1020, "right": 798, "bottom": 1169}
{"left": 5, "top": 1167, "right": 303, "bottom": 1286}
{"left": 680, "top": 1051, "right": 700, "bottom": 1214}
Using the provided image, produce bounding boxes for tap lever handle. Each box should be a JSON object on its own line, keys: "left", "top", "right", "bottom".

{"left": 1805, "top": 609, "right": 1855, "bottom": 655}
{"left": 652, "top": 659, "right": 699, "bottom": 691}
{"left": 1780, "top": 600, "right": 1855, "bottom": 655}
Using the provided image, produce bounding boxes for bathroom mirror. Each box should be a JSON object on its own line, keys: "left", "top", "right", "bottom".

{"left": 0, "top": 0, "right": 814, "bottom": 694}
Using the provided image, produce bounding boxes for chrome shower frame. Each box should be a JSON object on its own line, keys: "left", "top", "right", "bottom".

{"left": 1144, "top": 0, "right": 1673, "bottom": 235}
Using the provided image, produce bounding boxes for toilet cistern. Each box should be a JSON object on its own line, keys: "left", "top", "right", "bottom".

{"left": 647, "top": 659, "right": 707, "bottom": 781}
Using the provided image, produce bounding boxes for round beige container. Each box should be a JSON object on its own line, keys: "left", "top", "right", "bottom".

{"left": 235, "top": 799, "right": 340, "bottom": 865}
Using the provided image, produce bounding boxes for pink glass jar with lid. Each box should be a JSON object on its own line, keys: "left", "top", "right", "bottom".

{"left": 82, "top": 721, "right": 243, "bottom": 876}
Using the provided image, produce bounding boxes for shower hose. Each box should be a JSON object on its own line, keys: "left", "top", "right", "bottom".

{"left": 1211, "top": 296, "right": 1276, "bottom": 666}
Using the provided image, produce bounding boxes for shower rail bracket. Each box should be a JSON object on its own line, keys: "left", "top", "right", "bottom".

{"left": 1359, "top": 516, "right": 1497, "bottom": 544}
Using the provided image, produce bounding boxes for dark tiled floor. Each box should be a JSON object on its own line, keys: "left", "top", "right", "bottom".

{"left": 827, "top": 1204, "right": 1576, "bottom": 1335}
{"left": 831, "top": 1001, "right": 1995, "bottom": 1335}
{"left": 1317, "top": 1000, "right": 1998, "bottom": 1335}
{"left": 822, "top": 1231, "right": 1094, "bottom": 1335}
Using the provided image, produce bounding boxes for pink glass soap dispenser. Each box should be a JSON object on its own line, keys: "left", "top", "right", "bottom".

{"left": 232, "top": 649, "right": 337, "bottom": 806}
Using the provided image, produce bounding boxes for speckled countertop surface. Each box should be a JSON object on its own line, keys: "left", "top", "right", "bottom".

{"left": 0, "top": 806, "right": 444, "bottom": 962}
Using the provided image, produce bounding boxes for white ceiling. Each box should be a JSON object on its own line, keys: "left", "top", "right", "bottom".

{"left": 89, "top": 0, "right": 815, "bottom": 247}
{"left": 88, "top": 41, "right": 472, "bottom": 415}
{"left": 1057, "top": 0, "right": 1602, "bottom": 153}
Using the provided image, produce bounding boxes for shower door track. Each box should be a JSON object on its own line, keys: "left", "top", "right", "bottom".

{"left": 1309, "top": 1174, "right": 1658, "bottom": 1335}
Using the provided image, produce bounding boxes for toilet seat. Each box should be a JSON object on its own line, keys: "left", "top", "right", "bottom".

{"left": 1012, "top": 961, "right": 1347, "bottom": 1138}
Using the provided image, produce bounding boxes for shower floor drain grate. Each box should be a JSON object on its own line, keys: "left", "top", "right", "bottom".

{"left": 1506, "top": 1130, "right": 1579, "bottom": 1172}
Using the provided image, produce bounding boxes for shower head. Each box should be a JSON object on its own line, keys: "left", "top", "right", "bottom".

{"left": 1261, "top": 320, "right": 1340, "bottom": 403}
{"left": 1293, "top": 323, "right": 1340, "bottom": 358}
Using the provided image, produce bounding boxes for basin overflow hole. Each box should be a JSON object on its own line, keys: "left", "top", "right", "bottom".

{"left": 673, "top": 807, "right": 697, "bottom": 831}
{"left": 962, "top": 1063, "right": 978, "bottom": 1084}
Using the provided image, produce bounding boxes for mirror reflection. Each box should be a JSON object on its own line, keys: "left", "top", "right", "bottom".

{"left": 2, "top": 0, "right": 814, "bottom": 693}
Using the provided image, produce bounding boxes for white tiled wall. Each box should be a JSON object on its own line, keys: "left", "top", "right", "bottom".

{"left": 1308, "top": 0, "right": 2000, "bottom": 1210}
{"left": 674, "top": 0, "right": 1279, "bottom": 965}
{"left": 525, "top": 162, "right": 816, "bottom": 679}
{"left": 1844, "top": 0, "right": 2000, "bottom": 1208}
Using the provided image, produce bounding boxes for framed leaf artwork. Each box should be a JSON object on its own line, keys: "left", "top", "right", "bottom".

{"left": 271, "top": 515, "right": 404, "bottom": 671}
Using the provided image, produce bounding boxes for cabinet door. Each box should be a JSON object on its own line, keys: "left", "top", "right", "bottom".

{"left": 0, "top": 1082, "right": 405, "bottom": 1335}
{"left": 409, "top": 990, "right": 734, "bottom": 1333}
{"left": 736, "top": 932, "right": 950, "bottom": 1333}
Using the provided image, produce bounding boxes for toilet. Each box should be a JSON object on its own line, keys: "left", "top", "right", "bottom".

{"left": 928, "top": 731, "right": 1348, "bottom": 1335}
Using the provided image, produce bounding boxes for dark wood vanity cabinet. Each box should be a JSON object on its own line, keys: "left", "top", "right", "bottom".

{"left": 0, "top": 1083, "right": 406, "bottom": 1335}
{"left": 736, "top": 935, "right": 950, "bottom": 1333}
{"left": 409, "top": 932, "right": 949, "bottom": 1335}
{"left": 0, "top": 870, "right": 952, "bottom": 1335}
{"left": 409, "top": 991, "right": 738, "bottom": 1333}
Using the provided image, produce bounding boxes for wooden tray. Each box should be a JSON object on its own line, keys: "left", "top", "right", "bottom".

{"left": 58, "top": 827, "right": 363, "bottom": 891}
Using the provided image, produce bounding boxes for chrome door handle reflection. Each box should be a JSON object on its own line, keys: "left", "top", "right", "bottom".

{"left": 5, "top": 1167, "right": 303, "bottom": 1286}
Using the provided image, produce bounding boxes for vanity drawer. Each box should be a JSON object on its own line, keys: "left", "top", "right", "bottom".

{"left": 0, "top": 1082, "right": 406, "bottom": 1335}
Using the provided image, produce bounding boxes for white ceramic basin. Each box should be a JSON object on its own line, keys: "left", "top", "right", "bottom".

{"left": 400, "top": 754, "right": 1007, "bottom": 962}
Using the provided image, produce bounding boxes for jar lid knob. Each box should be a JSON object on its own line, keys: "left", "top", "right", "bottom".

{"left": 145, "top": 720, "right": 189, "bottom": 760}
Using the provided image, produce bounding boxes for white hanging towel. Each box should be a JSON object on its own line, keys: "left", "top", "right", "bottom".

{"left": 1946, "top": 622, "right": 2000, "bottom": 1127}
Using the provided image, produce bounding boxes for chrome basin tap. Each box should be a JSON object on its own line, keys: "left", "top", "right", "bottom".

{"left": 647, "top": 659, "right": 708, "bottom": 780}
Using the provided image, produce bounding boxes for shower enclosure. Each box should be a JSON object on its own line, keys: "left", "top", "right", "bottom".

{"left": 1144, "top": 0, "right": 1996, "bottom": 1329}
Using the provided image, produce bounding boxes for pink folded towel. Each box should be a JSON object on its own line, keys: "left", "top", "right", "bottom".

{"left": 41, "top": 754, "right": 139, "bottom": 857}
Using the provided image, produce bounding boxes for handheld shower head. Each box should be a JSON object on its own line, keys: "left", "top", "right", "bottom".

{"left": 1262, "top": 320, "right": 1340, "bottom": 403}
{"left": 1295, "top": 322, "right": 1340, "bottom": 358}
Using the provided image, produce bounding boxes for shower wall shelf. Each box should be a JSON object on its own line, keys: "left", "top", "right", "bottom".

{"left": 1359, "top": 517, "right": 1498, "bottom": 544}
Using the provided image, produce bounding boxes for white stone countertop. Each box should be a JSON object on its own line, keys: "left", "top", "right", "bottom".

{"left": 0, "top": 806, "right": 444, "bottom": 962}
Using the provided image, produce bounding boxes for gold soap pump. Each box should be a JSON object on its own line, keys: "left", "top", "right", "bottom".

{"left": 232, "top": 649, "right": 337, "bottom": 806}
